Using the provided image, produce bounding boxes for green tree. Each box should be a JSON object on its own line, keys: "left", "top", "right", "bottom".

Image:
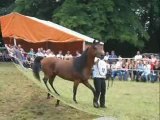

{"left": 0, "top": 0, "right": 15, "bottom": 16}
{"left": 14, "top": 0, "right": 63, "bottom": 20}
{"left": 53, "top": 0, "right": 149, "bottom": 47}
{"left": 137, "top": 0, "right": 160, "bottom": 52}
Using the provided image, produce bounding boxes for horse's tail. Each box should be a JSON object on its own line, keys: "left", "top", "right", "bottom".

{"left": 32, "top": 56, "right": 44, "bottom": 81}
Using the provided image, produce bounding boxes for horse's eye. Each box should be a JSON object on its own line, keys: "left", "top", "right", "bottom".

{"left": 93, "top": 45, "right": 97, "bottom": 49}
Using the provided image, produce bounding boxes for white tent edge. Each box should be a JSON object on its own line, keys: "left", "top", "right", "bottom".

{"left": 26, "top": 15, "right": 95, "bottom": 43}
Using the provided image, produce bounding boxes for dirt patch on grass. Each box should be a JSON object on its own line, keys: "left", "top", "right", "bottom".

{"left": 0, "top": 63, "right": 97, "bottom": 120}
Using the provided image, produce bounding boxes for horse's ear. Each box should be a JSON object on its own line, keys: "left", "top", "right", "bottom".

{"left": 93, "top": 39, "right": 99, "bottom": 44}
{"left": 93, "top": 39, "right": 96, "bottom": 44}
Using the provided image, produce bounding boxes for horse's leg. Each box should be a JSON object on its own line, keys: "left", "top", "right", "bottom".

{"left": 48, "top": 75, "right": 60, "bottom": 107}
{"left": 107, "top": 79, "right": 110, "bottom": 89}
{"left": 43, "top": 77, "right": 51, "bottom": 99}
{"left": 48, "top": 75, "right": 60, "bottom": 96}
{"left": 82, "top": 81, "right": 99, "bottom": 108}
{"left": 73, "top": 80, "right": 80, "bottom": 103}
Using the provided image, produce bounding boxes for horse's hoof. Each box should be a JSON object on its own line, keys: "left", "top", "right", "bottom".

{"left": 74, "top": 100, "right": 78, "bottom": 104}
{"left": 55, "top": 103, "right": 59, "bottom": 107}
{"left": 93, "top": 102, "right": 99, "bottom": 108}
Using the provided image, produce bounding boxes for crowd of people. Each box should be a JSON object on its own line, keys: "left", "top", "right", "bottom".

{"left": 4, "top": 44, "right": 81, "bottom": 68}
{"left": 102, "top": 50, "right": 160, "bottom": 83}
{"left": 1, "top": 44, "right": 160, "bottom": 83}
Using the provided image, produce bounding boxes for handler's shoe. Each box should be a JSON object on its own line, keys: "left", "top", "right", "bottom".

{"left": 100, "top": 105, "right": 106, "bottom": 108}
{"left": 93, "top": 102, "right": 99, "bottom": 108}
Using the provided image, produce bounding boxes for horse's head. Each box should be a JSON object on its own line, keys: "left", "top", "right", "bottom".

{"left": 91, "top": 40, "right": 105, "bottom": 58}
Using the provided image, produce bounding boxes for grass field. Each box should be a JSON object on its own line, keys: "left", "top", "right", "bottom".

{"left": 0, "top": 62, "right": 159, "bottom": 120}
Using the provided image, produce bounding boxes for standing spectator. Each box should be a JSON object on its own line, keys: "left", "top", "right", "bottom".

{"left": 134, "top": 51, "right": 142, "bottom": 61}
{"left": 92, "top": 55, "right": 108, "bottom": 108}
{"left": 108, "top": 50, "right": 117, "bottom": 64}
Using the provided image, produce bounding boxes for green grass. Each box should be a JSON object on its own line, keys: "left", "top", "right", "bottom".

{"left": 0, "top": 62, "right": 159, "bottom": 120}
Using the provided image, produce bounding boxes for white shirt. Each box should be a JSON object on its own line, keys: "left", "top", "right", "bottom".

{"left": 104, "top": 55, "right": 109, "bottom": 61}
{"left": 92, "top": 59, "right": 107, "bottom": 78}
{"left": 56, "top": 54, "right": 64, "bottom": 59}
{"left": 134, "top": 55, "right": 142, "bottom": 60}
{"left": 36, "top": 52, "right": 44, "bottom": 57}
{"left": 46, "top": 53, "right": 55, "bottom": 57}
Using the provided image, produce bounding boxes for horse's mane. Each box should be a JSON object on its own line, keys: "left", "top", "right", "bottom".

{"left": 73, "top": 48, "right": 89, "bottom": 74}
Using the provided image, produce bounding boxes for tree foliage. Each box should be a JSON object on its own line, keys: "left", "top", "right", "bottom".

{"left": 53, "top": 0, "right": 150, "bottom": 47}
{"left": 0, "top": 0, "right": 159, "bottom": 51}
{"left": 14, "top": 0, "right": 63, "bottom": 20}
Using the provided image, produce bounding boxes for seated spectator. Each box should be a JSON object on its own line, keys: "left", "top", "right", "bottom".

{"left": 108, "top": 50, "right": 117, "bottom": 64}
{"left": 5, "top": 44, "right": 14, "bottom": 57}
{"left": 56, "top": 50, "right": 64, "bottom": 59}
{"left": 136, "top": 60, "right": 144, "bottom": 81}
{"left": 12, "top": 45, "right": 24, "bottom": 64}
{"left": 143, "top": 55, "right": 150, "bottom": 64}
{"left": 141, "top": 61, "right": 151, "bottom": 82}
{"left": 28, "top": 48, "right": 35, "bottom": 59}
{"left": 45, "top": 49, "right": 56, "bottom": 57}
{"left": 64, "top": 51, "right": 73, "bottom": 60}
{"left": 120, "top": 59, "right": 129, "bottom": 81}
{"left": 151, "top": 61, "right": 160, "bottom": 82}
{"left": 36, "top": 48, "right": 44, "bottom": 57}
{"left": 110, "top": 61, "right": 122, "bottom": 80}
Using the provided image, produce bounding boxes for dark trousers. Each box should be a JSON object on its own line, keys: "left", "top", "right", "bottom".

{"left": 93, "top": 78, "right": 106, "bottom": 106}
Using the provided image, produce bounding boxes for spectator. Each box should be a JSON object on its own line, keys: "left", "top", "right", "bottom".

{"left": 56, "top": 50, "right": 64, "bottom": 59}
{"left": 36, "top": 48, "right": 44, "bottom": 57}
{"left": 134, "top": 51, "right": 142, "bottom": 61}
{"left": 104, "top": 52, "right": 109, "bottom": 62}
{"left": 141, "top": 61, "right": 151, "bottom": 82}
{"left": 108, "top": 50, "right": 117, "bottom": 64}
{"left": 28, "top": 48, "right": 35, "bottom": 59}
{"left": 151, "top": 61, "right": 160, "bottom": 82}
{"left": 45, "top": 49, "right": 56, "bottom": 57}
{"left": 136, "top": 60, "right": 144, "bottom": 81}
{"left": 64, "top": 51, "right": 73, "bottom": 60}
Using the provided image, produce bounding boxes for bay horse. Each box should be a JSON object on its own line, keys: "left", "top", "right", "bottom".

{"left": 32, "top": 40, "right": 105, "bottom": 108}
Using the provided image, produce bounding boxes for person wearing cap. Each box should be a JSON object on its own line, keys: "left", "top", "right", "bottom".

{"left": 92, "top": 55, "right": 108, "bottom": 108}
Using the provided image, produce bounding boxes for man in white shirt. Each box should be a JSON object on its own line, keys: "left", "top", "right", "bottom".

{"left": 36, "top": 48, "right": 44, "bottom": 57}
{"left": 92, "top": 55, "right": 107, "bottom": 108}
{"left": 134, "top": 51, "right": 142, "bottom": 60}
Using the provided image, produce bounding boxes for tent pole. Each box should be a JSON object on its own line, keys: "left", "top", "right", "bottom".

{"left": 14, "top": 37, "right": 17, "bottom": 46}
{"left": 83, "top": 41, "right": 85, "bottom": 51}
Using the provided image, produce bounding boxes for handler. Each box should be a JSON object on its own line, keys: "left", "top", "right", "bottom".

{"left": 92, "top": 55, "right": 107, "bottom": 108}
